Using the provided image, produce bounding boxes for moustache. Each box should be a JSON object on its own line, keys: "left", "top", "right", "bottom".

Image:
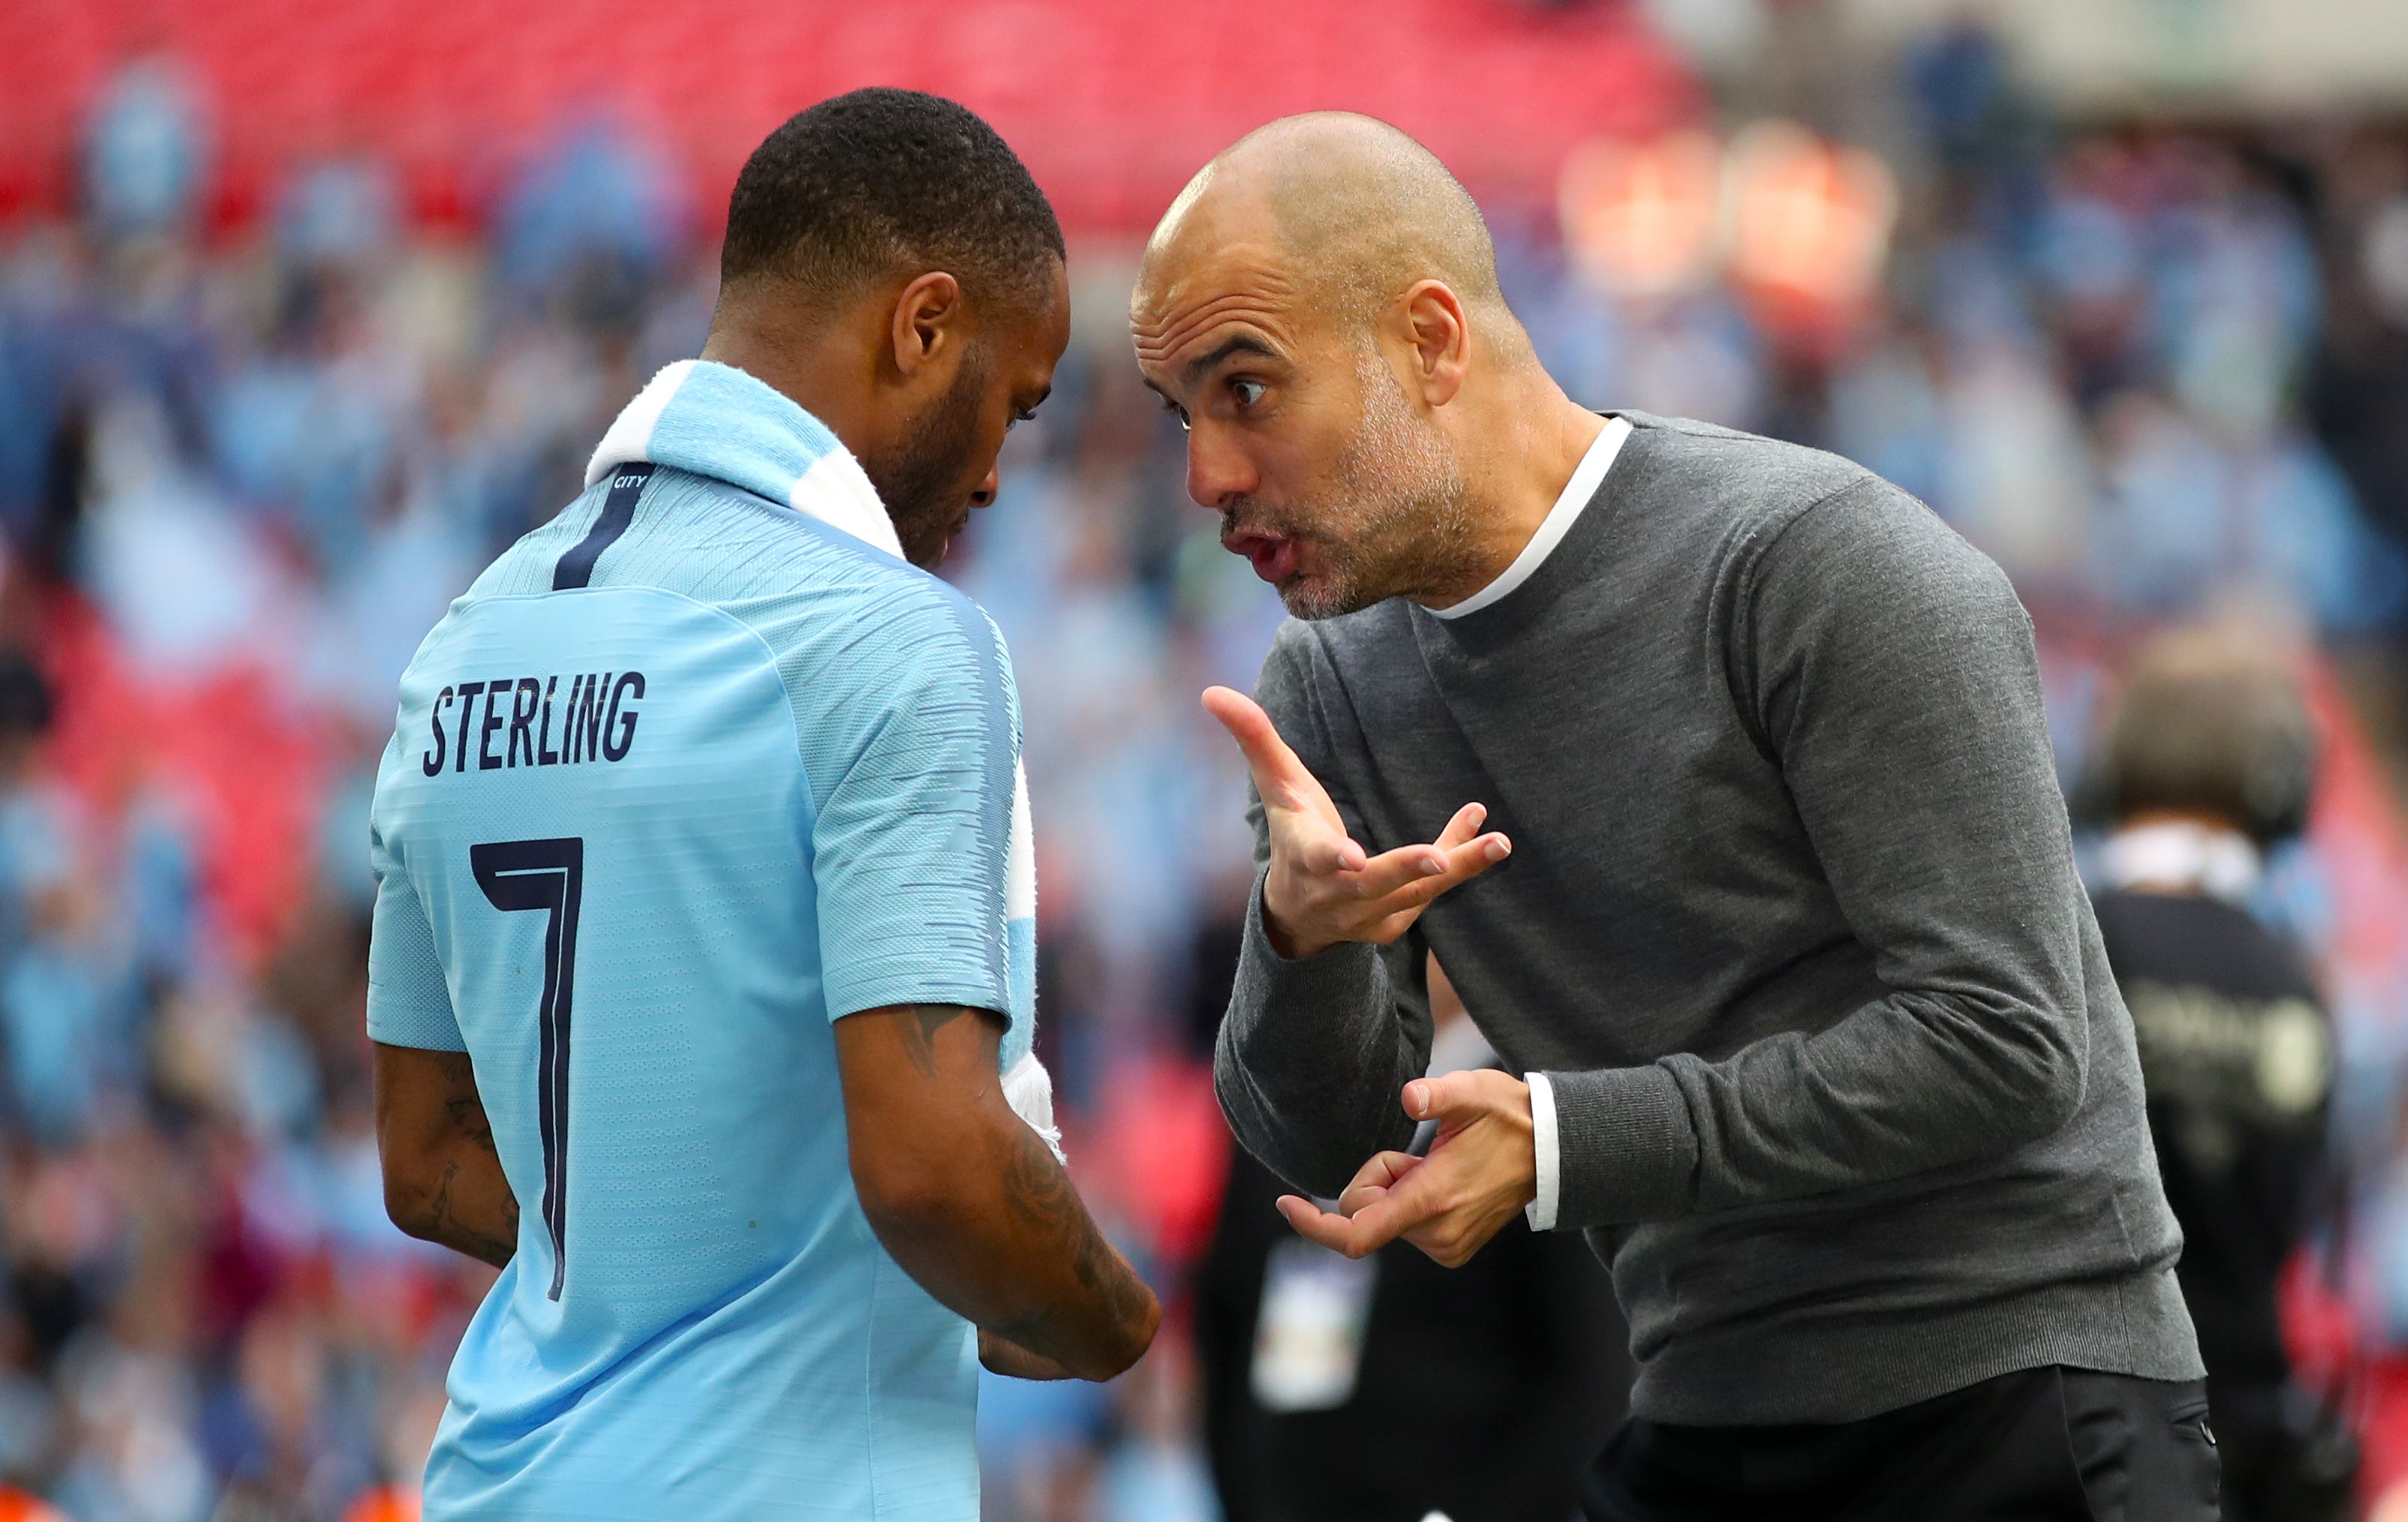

{"left": 1218, "top": 501, "right": 1306, "bottom": 540}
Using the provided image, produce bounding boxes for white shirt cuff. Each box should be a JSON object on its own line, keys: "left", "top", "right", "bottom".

{"left": 1524, "top": 1072, "right": 1560, "bottom": 1231}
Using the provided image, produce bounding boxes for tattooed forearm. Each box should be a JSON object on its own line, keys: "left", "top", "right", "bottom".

{"left": 999, "top": 1120, "right": 1080, "bottom": 1229}
{"left": 978, "top": 1329, "right": 1077, "bottom": 1381}
{"left": 417, "top": 1159, "right": 518, "bottom": 1269}
{"left": 443, "top": 1096, "right": 496, "bottom": 1153}
{"left": 379, "top": 1046, "right": 519, "bottom": 1271}
{"left": 834, "top": 1003, "right": 1160, "bottom": 1381}
{"left": 995, "top": 1121, "right": 1155, "bottom": 1359}
{"left": 898, "top": 1004, "right": 974, "bottom": 1079}
{"left": 433, "top": 1053, "right": 498, "bottom": 1150}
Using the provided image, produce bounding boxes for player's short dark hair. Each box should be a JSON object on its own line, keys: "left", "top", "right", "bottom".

{"left": 720, "top": 89, "right": 1064, "bottom": 317}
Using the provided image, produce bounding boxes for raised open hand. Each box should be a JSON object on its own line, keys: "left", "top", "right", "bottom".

{"left": 1202, "top": 686, "right": 1510, "bottom": 959}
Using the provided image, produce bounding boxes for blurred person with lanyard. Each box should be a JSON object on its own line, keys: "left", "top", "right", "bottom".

{"left": 365, "top": 90, "right": 1156, "bottom": 1522}
{"left": 1134, "top": 113, "right": 2216, "bottom": 1518}
{"left": 1196, "top": 952, "right": 1629, "bottom": 1522}
{"left": 2087, "top": 628, "right": 2353, "bottom": 1522}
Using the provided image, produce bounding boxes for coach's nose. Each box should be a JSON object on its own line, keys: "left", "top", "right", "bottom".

{"left": 1185, "top": 421, "right": 1258, "bottom": 510}
{"left": 969, "top": 462, "right": 999, "bottom": 510}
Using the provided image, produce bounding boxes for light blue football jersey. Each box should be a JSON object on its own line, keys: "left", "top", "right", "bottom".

{"left": 366, "top": 370, "right": 1035, "bottom": 1521}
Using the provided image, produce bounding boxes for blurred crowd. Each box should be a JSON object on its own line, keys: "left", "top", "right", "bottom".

{"left": 4, "top": 22, "right": 2408, "bottom": 1522}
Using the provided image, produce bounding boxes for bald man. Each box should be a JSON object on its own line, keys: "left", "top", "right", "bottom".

{"left": 1140, "top": 115, "right": 2217, "bottom": 1520}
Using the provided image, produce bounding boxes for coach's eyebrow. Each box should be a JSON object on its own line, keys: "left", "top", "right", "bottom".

{"left": 1183, "top": 333, "right": 1279, "bottom": 383}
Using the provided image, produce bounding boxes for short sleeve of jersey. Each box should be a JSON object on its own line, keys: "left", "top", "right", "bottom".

{"left": 801, "top": 588, "right": 1017, "bottom": 1023}
{"left": 366, "top": 810, "right": 467, "bottom": 1052}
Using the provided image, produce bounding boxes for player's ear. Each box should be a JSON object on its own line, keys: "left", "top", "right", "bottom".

{"left": 1397, "top": 279, "right": 1470, "bottom": 408}
{"left": 889, "top": 271, "right": 966, "bottom": 378}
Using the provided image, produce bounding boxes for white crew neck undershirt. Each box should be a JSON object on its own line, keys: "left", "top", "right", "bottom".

{"left": 1430, "top": 414, "right": 1632, "bottom": 621}
{"left": 1421, "top": 413, "right": 1630, "bottom": 1233}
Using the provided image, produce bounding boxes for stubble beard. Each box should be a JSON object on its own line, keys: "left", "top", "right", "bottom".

{"left": 1250, "top": 353, "right": 1475, "bottom": 621}
{"left": 860, "top": 349, "right": 990, "bottom": 569}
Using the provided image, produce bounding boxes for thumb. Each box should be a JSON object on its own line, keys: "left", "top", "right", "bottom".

{"left": 1402, "top": 1069, "right": 1495, "bottom": 1124}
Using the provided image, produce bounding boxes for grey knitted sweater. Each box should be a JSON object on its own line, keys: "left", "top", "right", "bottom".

{"left": 1215, "top": 411, "right": 2203, "bottom": 1425}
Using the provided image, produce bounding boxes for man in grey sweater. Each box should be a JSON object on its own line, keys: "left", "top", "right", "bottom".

{"left": 1134, "top": 115, "right": 2217, "bottom": 1518}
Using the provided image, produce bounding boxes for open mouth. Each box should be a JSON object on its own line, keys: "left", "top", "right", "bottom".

{"left": 1223, "top": 531, "right": 1298, "bottom": 585}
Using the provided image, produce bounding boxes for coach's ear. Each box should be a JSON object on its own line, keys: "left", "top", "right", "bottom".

{"left": 1396, "top": 278, "right": 1470, "bottom": 409}
{"left": 889, "top": 270, "right": 967, "bottom": 380}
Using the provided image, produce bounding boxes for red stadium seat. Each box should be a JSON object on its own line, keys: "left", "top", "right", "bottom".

{"left": 7, "top": 0, "right": 1698, "bottom": 238}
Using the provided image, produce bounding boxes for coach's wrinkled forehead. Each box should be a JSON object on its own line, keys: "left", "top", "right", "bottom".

{"left": 1131, "top": 112, "right": 1504, "bottom": 374}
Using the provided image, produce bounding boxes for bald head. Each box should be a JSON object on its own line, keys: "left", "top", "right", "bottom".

{"left": 1131, "top": 115, "right": 1592, "bottom": 622}
{"left": 1142, "top": 112, "right": 1514, "bottom": 339}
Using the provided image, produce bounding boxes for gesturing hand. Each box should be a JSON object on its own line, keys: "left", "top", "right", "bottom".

{"left": 1275, "top": 1069, "right": 1538, "bottom": 1267}
{"left": 1202, "top": 686, "right": 1510, "bottom": 960}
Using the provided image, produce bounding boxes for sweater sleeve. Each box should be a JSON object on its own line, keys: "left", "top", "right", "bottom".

{"left": 1214, "top": 623, "right": 1429, "bottom": 1198}
{"left": 1546, "top": 480, "right": 2093, "bottom": 1227}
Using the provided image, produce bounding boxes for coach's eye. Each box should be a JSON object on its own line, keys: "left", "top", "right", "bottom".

{"left": 1231, "top": 378, "right": 1267, "bottom": 408}
{"left": 1162, "top": 397, "right": 1191, "bottom": 431}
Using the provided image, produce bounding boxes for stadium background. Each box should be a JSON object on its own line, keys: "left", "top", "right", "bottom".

{"left": 3, "top": 0, "right": 2408, "bottom": 1518}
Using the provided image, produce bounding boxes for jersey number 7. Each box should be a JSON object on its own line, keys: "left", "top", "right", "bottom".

{"left": 470, "top": 837, "right": 585, "bottom": 1300}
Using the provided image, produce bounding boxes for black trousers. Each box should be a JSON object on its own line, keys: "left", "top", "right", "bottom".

{"left": 1582, "top": 1367, "right": 2220, "bottom": 1521}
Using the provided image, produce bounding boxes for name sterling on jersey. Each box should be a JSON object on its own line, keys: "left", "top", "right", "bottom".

{"left": 421, "top": 671, "right": 647, "bottom": 777}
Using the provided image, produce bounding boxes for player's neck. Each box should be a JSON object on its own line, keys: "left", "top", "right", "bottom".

{"left": 699, "top": 307, "right": 884, "bottom": 466}
{"left": 1414, "top": 381, "right": 1606, "bottom": 612}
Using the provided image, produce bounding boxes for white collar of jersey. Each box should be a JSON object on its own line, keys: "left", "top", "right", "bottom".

{"left": 584, "top": 359, "right": 906, "bottom": 561}
{"left": 2099, "top": 820, "right": 2263, "bottom": 903}
{"left": 1430, "top": 414, "right": 1632, "bottom": 621}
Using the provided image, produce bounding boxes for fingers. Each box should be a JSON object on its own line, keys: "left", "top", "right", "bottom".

{"left": 1203, "top": 687, "right": 1369, "bottom": 873}
{"left": 1275, "top": 1192, "right": 1418, "bottom": 1260}
{"left": 1337, "top": 1151, "right": 1421, "bottom": 1216}
{"left": 1285, "top": 1087, "right": 1536, "bottom": 1269}
{"left": 1421, "top": 828, "right": 1513, "bottom": 891}
{"left": 1281, "top": 1122, "right": 1525, "bottom": 1265}
{"left": 1211, "top": 689, "right": 1515, "bottom": 954}
{"left": 1349, "top": 829, "right": 1512, "bottom": 905}
{"left": 1433, "top": 801, "right": 1488, "bottom": 851}
{"left": 1345, "top": 804, "right": 1500, "bottom": 899}
{"left": 1274, "top": 1195, "right": 1357, "bottom": 1254}
{"left": 1296, "top": 827, "right": 1371, "bottom": 877}
{"left": 1346, "top": 842, "right": 1454, "bottom": 899}
{"left": 1403, "top": 1069, "right": 1504, "bottom": 1124}
{"left": 1290, "top": 822, "right": 1511, "bottom": 954}
{"left": 1202, "top": 687, "right": 1311, "bottom": 800}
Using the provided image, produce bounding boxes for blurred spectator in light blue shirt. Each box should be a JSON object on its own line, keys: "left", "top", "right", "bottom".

{"left": 82, "top": 57, "right": 210, "bottom": 245}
